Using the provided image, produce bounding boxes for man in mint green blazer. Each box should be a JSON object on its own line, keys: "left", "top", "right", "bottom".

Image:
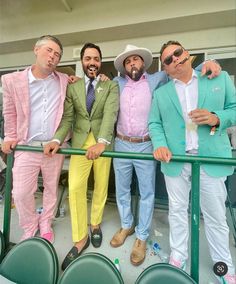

{"left": 149, "top": 40, "right": 236, "bottom": 283}
{"left": 44, "top": 43, "right": 119, "bottom": 270}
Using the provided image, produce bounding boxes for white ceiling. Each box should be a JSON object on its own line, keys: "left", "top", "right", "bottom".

{"left": 0, "top": 0, "right": 235, "bottom": 54}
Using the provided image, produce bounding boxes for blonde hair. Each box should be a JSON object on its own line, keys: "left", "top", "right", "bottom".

{"left": 35, "top": 35, "right": 63, "bottom": 57}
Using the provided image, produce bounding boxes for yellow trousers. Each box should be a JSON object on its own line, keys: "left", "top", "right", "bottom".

{"left": 69, "top": 132, "right": 111, "bottom": 242}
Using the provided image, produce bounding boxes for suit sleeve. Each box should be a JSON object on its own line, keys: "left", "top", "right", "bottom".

{"left": 53, "top": 84, "right": 75, "bottom": 143}
{"left": 2, "top": 75, "right": 18, "bottom": 141}
{"left": 213, "top": 71, "right": 236, "bottom": 133}
{"left": 97, "top": 81, "right": 119, "bottom": 142}
{"left": 148, "top": 89, "right": 168, "bottom": 150}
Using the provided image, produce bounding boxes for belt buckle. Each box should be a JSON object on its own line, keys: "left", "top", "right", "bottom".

{"left": 30, "top": 140, "right": 48, "bottom": 147}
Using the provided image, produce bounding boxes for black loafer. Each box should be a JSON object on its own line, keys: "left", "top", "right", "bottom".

{"left": 61, "top": 236, "right": 90, "bottom": 271}
{"left": 91, "top": 227, "right": 103, "bottom": 248}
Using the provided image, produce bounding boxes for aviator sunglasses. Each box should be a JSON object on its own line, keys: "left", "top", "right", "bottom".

{"left": 162, "top": 47, "right": 184, "bottom": 65}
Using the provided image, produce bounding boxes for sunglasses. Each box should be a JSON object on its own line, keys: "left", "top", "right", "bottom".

{"left": 162, "top": 47, "right": 184, "bottom": 65}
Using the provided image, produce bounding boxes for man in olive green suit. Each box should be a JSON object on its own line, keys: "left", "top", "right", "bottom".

{"left": 44, "top": 43, "right": 119, "bottom": 270}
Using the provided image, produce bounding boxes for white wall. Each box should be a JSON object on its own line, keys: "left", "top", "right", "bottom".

{"left": 0, "top": 26, "right": 235, "bottom": 69}
{"left": 0, "top": 0, "right": 235, "bottom": 68}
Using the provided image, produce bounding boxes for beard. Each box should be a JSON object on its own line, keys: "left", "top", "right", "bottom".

{"left": 127, "top": 66, "right": 145, "bottom": 81}
{"left": 83, "top": 64, "right": 100, "bottom": 79}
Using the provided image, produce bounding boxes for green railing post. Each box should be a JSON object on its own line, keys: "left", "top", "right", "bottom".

{"left": 190, "top": 162, "right": 201, "bottom": 283}
{"left": 3, "top": 152, "right": 14, "bottom": 249}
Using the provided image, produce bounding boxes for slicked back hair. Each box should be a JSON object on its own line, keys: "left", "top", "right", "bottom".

{"left": 159, "top": 40, "right": 183, "bottom": 59}
{"left": 80, "top": 42, "right": 102, "bottom": 60}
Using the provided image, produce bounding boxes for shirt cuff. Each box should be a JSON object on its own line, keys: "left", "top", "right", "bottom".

{"left": 98, "top": 138, "right": 110, "bottom": 145}
{"left": 52, "top": 139, "right": 61, "bottom": 145}
{"left": 211, "top": 112, "right": 220, "bottom": 127}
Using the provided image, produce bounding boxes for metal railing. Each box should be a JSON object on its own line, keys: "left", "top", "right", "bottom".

{"left": 2, "top": 145, "right": 236, "bottom": 283}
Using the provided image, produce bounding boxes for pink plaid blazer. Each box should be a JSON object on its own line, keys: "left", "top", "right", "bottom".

{"left": 2, "top": 67, "right": 68, "bottom": 144}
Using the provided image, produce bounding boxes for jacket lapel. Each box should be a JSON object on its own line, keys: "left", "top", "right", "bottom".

{"left": 53, "top": 71, "right": 68, "bottom": 131}
{"left": 90, "top": 81, "right": 106, "bottom": 116}
{"left": 75, "top": 79, "right": 87, "bottom": 111}
{"left": 166, "top": 72, "right": 207, "bottom": 119}
{"left": 197, "top": 73, "right": 208, "bottom": 108}
{"left": 166, "top": 81, "right": 183, "bottom": 118}
{"left": 16, "top": 68, "right": 31, "bottom": 118}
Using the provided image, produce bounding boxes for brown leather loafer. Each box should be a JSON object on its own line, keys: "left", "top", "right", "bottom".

{"left": 130, "top": 238, "right": 146, "bottom": 266}
{"left": 110, "top": 226, "right": 135, "bottom": 248}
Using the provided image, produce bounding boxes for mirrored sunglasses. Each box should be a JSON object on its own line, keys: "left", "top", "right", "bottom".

{"left": 163, "top": 47, "right": 184, "bottom": 65}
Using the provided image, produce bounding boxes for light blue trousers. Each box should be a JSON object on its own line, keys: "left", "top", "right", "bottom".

{"left": 113, "top": 138, "right": 156, "bottom": 241}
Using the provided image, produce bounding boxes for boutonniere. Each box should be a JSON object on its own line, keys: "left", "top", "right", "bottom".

{"left": 97, "top": 87, "right": 103, "bottom": 93}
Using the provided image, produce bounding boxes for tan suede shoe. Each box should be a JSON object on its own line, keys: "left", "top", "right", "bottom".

{"left": 130, "top": 238, "right": 146, "bottom": 266}
{"left": 110, "top": 227, "right": 135, "bottom": 248}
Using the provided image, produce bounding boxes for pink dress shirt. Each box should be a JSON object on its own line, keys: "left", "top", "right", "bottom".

{"left": 117, "top": 74, "right": 152, "bottom": 137}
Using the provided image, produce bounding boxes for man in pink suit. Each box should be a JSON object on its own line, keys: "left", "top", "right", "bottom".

{"left": 1, "top": 35, "right": 68, "bottom": 243}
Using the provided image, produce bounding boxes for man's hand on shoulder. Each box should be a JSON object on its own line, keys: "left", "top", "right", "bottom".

{"left": 99, "top": 74, "right": 110, "bottom": 82}
{"left": 201, "top": 60, "right": 221, "bottom": 79}
{"left": 68, "top": 75, "right": 80, "bottom": 84}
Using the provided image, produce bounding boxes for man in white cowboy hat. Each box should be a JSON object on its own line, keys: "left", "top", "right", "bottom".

{"left": 110, "top": 44, "right": 222, "bottom": 266}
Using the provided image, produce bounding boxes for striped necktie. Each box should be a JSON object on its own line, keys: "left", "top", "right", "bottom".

{"left": 86, "top": 79, "right": 95, "bottom": 114}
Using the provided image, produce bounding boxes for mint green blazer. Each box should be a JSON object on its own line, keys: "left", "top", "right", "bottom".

{"left": 149, "top": 71, "right": 236, "bottom": 177}
{"left": 54, "top": 78, "right": 119, "bottom": 150}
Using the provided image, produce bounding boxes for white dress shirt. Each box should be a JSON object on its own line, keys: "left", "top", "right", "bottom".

{"left": 173, "top": 70, "right": 199, "bottom": 152}
{"left": 27, "top": 68, "right": 60, "bottom": 142}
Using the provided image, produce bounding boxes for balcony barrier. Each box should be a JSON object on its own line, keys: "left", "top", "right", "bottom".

{"left": 3, "top": 145, "right": 236, "bottom": 283}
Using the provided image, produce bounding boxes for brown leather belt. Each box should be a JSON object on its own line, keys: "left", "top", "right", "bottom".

{"left": 116, "top": 133, "right": 150, "bottom": 143}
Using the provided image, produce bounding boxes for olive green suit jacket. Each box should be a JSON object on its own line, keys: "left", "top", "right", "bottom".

{"left": 54, "top": 78, "right": 119, "bottom": 150}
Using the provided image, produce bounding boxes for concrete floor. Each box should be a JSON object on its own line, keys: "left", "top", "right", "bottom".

{"left": 0, "top": 189, "right": 235, "bottom": 284}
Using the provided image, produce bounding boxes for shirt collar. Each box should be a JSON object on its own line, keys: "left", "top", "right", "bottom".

{"left": 28, "top": 67, "right": 56, "bottom": 83}
{"left": 85, "top": 74, "right": 99, "bottom": 85}
{"left": 173, "top": 69, "right": 197, "bottom": 84}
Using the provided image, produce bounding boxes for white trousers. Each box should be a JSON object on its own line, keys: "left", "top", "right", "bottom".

{"left": 164, "top": 163, "right": 235, "bottom": 274}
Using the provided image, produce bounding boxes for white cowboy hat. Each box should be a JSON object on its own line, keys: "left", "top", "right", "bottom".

{"left": 114, "top": 44, "right": 153, "bottom": 75}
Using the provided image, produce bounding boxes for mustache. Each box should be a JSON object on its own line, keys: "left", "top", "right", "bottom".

{"left": 88, "top": 65, "right": 98, "bottom": 78}
{"left": 129, "top": 67, "right": 143, "bottom": 81}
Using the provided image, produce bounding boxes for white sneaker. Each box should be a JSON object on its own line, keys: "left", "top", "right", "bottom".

{"left": 169, "top": 256, "right": 187, "bottom": 271}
